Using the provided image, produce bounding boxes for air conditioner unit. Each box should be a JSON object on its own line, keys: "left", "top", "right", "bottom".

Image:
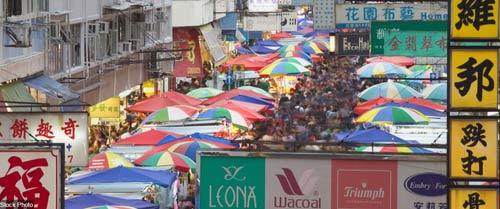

{"left": 145, "top": 22, "right": 155, "bottom": 31}
{"left": 155, "top": 11, "right": 168, "bottom": 21}
{"left": 87, "top": 23, "right": 97, "bottom": 35}
{"left": 119, "top": 42, "right": 131, "bottom": 53}
{"left": 98, "top": 22, "right": 109, "bottom": 33}
{"left": 129, "top": 39, "right": 140, "bottom": 51}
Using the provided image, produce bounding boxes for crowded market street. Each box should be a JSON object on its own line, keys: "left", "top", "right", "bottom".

{"left": 0, "top": 0, "right": 496, "bottom": 208}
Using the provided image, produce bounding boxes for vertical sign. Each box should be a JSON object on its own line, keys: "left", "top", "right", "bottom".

{"left": 0, "top": 144, "right": 64, "bottom": 209}
{"left": 449, "top": 118, "right": 498, "bottom": 180}
{"left": 0, "top": 113, "right": 88, "bottom": 166}
{"left": 449, "top": 188, "right": 498, "bottom": 209}
{"left": 450, "top": 0, "right": 500, "bottom": 40}
{"left": 449, "top": 47, "right": 499, "bottom": 110}
{"left": 200, "top": 156, "right": 265, "bottom": 209}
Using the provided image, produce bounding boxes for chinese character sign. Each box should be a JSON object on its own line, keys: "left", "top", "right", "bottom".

{"left": 450, "top": 48, "right": 498, "bottom": 110}
{"left": 336, "top": 3, "right": 448, "bottom": 29}
{"left": 383, "top": 31, "right": 447, "bottom": 57}
{"left": 0, "top": 113, "right": 89, "bottom": 166}
{"left": 451, "top": 0, "right": 499, "bottom": 39}
{"left": 89, "top": 96, "right": 120, "bottom": 118}
{"left": 449, "top": 118, "right": 498, "bottom": 179}
{"left": 0, "top": 148, "right": 62, "bottom": 209}
{"left": 449, "top": 188, "right": 497, "bottom": 209}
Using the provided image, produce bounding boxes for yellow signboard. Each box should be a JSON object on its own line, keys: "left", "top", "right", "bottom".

{"left": 450, "top": 0, "right": 499, "bottom": 39}
{"left": 143, "top": 80, "right": 156, "bottom": 97}
{"left": 232, "top": 64, "right": 245, "bottom": 71}
{"left": 450, "top": 188, "right": 498, "bottom": 209}
{"left": 449, "top": 118, "right": 498, "bottom": 179}
{"left": 89, "top": 96, "right": 120, "bottom": 118}
{"left": 450, "top": 48, "right": 498, "bottom": 110}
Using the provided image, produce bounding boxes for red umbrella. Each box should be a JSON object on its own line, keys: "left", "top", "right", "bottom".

{"left": 222, "top": 53, "right": 280, "bottom": 71}
{"left": 271, "top": 32, "right": 293, "bottom": 40}
{"left": 403, "top": 97, "right": 446, "bottom": 112}
{"left": 207, "top": 100, "right": 267, "bottom": 112}
{"left": 127, "top": 91, "right": 202, "bottom": 113}
{"left": 207, "top": 101, "right": 266, "bottom": 122}
{"left": 201, "top": 89, "right": 274, "bottom": 105}
{"left": 113, "top": 129, "right": 182, "bottom": 146}
{"left": 140, "top": 137, "right": 236, "bottom": 160}
{"left": 354, "top": 97, "right": 446, "bottom": 115}
{"left": 366, "top": 56, "right": 416, "bottom": 67}
{"left": 354, "top": 97, "right": 393, "bottom": 115}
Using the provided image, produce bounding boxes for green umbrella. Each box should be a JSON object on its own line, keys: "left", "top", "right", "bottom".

{"left": 187, "top": 87, "right": 224, "bottom": 99}
{"left": 238, "top": 86, "right": 272, "bottom": 97}
{"left": 422, "top": 83, "right": 446, "bottom": 102}
{"left": 358, "top": 81, "right": 422, "bottom": 101}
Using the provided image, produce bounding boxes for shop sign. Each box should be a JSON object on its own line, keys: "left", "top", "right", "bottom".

{"left": 143, "top": 80, "right": 156, "bottom": 97}
{"left": 449, "top": 118, "right": 498, "bottom": 179}
{"left": 0, "top": 113, "right": 88, "bottom": 166}
{"left": 89, "top": 96, "right": 120, "bottom": 118}
{"left": 336, "top": 32, "right": 370, "bottom": 56}
{"left": 248, "top": 0, "right": 278, "bottom": 12}
{"left": 383, "top": 31, "right": 447, "bottom": 57}
{"left": 449, "top": 188, "right": 498, "bottom": 209}
{"left": 332, "top": 160, "right": 397, "bottom": 209}
{"left": 370, "top": 20, "right": 447, "bottom": 55}
{"left": 336, "top": 3, "right": 448, "bottom": 29}
{"left": 450, "top": 0, "right": 499, "bottom": 40}
{"left": 200, "top": 156, "right": 265, "bottom": 209}
{"left": 173, "top": 28, "right": 203, "bottom": 78}
{"left": 0, "top": 144, "right": 64, "bottom": 209}
{"left": 449, "top": 48, "right": 498, "bottom": 110}
{"left": 243, "top": 15, "right": 281, "bottom": 31}
{"left": 280, "top": 12, "right": 297, "bottom": 32}
{"left": 397, "top": 161, "right": 447, "bottom": 209}
{"left": 265, "top": 158, "right": 331, "bottom": 209}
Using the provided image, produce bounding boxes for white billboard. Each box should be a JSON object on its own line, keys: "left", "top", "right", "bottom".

{"left": 0, "top": 113, "right": 89, "bottom": 166}
{"left": 248, "top": 0, "right": 278, "bottom": 12}
{"left": 243, "top": 15, "right": 281, "bottom": 31}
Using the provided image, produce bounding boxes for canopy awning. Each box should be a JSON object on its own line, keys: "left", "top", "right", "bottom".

{"left": 105, "top": 2, "right": 132, "bottom": 10}
{"left": 0, "top": 82, "right": 41, "bottom": 112}
{"left": 24, "top": 74, "right": 80, "bottom": 102}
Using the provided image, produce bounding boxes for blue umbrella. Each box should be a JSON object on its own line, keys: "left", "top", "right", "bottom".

{"left": 65, "top": 194, "right": 159, "bottom": 209}
{"left": 156, "top": 132, "right": 235, "bottom": 146}
{"left": 231, "top": 95, "right": 275, "bottom": 107}
{"left": 335, "top": 128, "right": 408, "bottom": 143}
{"left": 256, "top": 40, "right": 282, "bottom": 47}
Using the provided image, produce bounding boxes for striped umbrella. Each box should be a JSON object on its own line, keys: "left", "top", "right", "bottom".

{"left": 355, "top": 106, "right": 430, "bottom": 125}
{"left": 238, "top": 86, "right": 273, "bottom": 98}
{"left": 357, "top": 62, "right": 410, "bottom": 78}
{"left": 260, "top": 62, "right": 310, "bottom": 76}
{"left": 358, "top": 81, "right": 422, "bottom": 101}
{"left": 134, "top": 151, "right": 195, "bottom": 172}
{"left": 272, "top": 57, "right": 312, "bottom": 66}
{"left": 301, "top": 43, "right": 323, "bottom": 54}
{"left": 88, "top": 152, "right": 134, "bottom": 171}
{"left": 302, "top": 41, "right": 328, "bottom": 52}
{"left": 85, "top": 206, "right": 137, "bottom": 209}
{"left": 280, "top": 51, "right": 312, "bottom": 61}
{"left": 422, "top": 83, "right": 447, "bottom": 102}
{"left": 167, "top": 140, "right": 235, "bottom": 161}
{"left": 279, "top": 44, "right": 302, "bottom": 53}
{"left": 187, "top": 87, "right": 224, "bottom": 99}
{"left": 197, "top": 107, "right": 251, "bottom": 129}
{"left": 354, "top": 145, "right": 433, "bottom": 154}
{"left": 142, "top": 105, "right": 199, "bottom": 124}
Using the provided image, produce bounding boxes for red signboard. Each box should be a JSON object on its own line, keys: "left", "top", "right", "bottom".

{"left": 173, "top": 28, "right": 203, "bottom": 78}
{"left": 332, "top": 160, "right": 397, "bottom": 209}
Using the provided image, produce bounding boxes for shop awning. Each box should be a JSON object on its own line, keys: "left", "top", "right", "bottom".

{"left": 105, "top": 2, "right": 131, "bottom": 10}
{"left": 24, "top": 74, "right": 80, "bottom": 102}
{"left": 0, "top": 82, "right": 41, "bottom": 112}
{"left": 200, "top": 24, "right": 227, "bottom": 66}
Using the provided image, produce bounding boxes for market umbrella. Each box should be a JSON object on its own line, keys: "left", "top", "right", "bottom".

{"left": 134, "top": 151, "right": 195, "bottom": 172}
{"left": 196, "top": 107, "right": 251, "bottom": 129}
{"left": 272, "top": 57, "right": 312, "bottom": 67}
{"left": 354, "top": 97, "right": 446, "bottom": 115}
{"left": 113, "top": 130, "right": 182, "bottom": 146}
{"left": 302, "top": 41, "right": 328, "bottom": 52}
{"left": 142, "top": 105, "right": 199, "bottom": 124}
{"left": 271, "top": 32, "right": 293, "bottom": 40}
{"left": 355, "top": 106, "right": 430, "bottom": 125}
{"left": 201, "top": 89, "right": 274, "bottom": 105}
{"left": 422, "top": 83, "right": 447, "bottom": 103}
{"left": 301, "top": 43, "right": 323, "bottom": 54}
{"left": 209, "top": 101, "right": 266, "bottom": 121}
{"left": 167, "top": 140, "right": 236, "bottom": 161}
{"left": 66, "top": 194, "right": 158, "bottom": 209}
{"left": 357, "top": 62, "right": 410, "bottom": 78}
{"left": 187, "top": 87, "right": 224, "bottom": 99}
{"left": 207, "top": 99, "right": 267, "bottom": 112}
{"left": 156, "top": 133, "right": 235, "bottom": 146}
{"left": 260, "top": 62, "right": 310, "bottom": 76}
{"left": 379, "top": 102, "right": 445, "bottom": 117}
{"left": 238, "top": 86, "right": 273, "bottom": 97}
{"left": 358, "top": 81, "right": 422, "bottom": 101}
{"left": 127, "top": 91, "right": 201, "bottom": 113}
{"left": 280, "top": 50, "right": 312, "bottom": 61}
{"left": 354, "top": 145, "right": 433, "bottom": 154}
{"left": 279, "top": 44, "right": 303, "bottom": 53}
{"left": 88, "top": 151, "right": 134, "bottom": 171}
{"left": 366, "top": 56, "right": 416, "bottom": 67}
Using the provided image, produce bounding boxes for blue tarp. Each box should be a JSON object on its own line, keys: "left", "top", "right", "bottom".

{"left": 335, "top": 128, "right": 408, "bottom": 143}
{"left": 236, "top": 46, "right": 253, "bottom": 54}
{"left": 157, "top": 132, "right": 235, "bottom": 146}
{"left": 219, "top": 13, "right": 238, "bottom": 30}
{"left": 66, "top": 194, "right": 159, "bottom": 209}
{"left": 24, "top": 74, "right": 79, "bottom": 101}
{"left": 67, "top": 166, "right": 177, "bottom": 188}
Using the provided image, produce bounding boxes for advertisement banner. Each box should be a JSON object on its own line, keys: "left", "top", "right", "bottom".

{"left": 248, "top": 0, "right": 278, "bottom": 12}
{"left": 243, "top": 15, "right": 281, "bottom": 31}
{"left": 383, "top": 30, "right": 447, "bottom": 57}
{"left": 89, "top": 96, "right": 120, "bottom": 118}
{"left": 280, "top": 12, "right": 298, "bottom": 32}
{"left": 336, "top": 32, "right": 370, "bottom": 56}
{"left": 397, "top": 161, "right": 447, "bottom": 209}
{"left": 450, "top": 0, "right": 499, "bottom": 40}
{"left": 370, "top": 21, "right": 447, "bottom": 55}
{"left": 200, "top": 156, "right": 265, "bottom": 209}
{"left": 265, "top": 158, "right": 331, "bottom": 209}
{"left": 0, "top": 144, "right": 63, "bottom": 209}
{"left": 336, "top": 3, "right": 448, "bottom": 29}
{"left": 173, "top": 28, "right": 203, "bottom": 78}
{"left": 449, "top": 188, "right": 498, "bottom": 209}
{"left": 0, "top": 113, "right": 88, "bottom": 166}
{"left": 332, "top": 160, "right": 397, "bottom": 209}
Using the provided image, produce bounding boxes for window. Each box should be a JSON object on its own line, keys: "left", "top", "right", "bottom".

{"left": 7, "top": 0, "right": 22, "bottom": 16}
{"left": 70, "top": 24, "right": 82, "bottom": 67}
{"left": 118, "top": 16, "right": 127, "bottom": 42}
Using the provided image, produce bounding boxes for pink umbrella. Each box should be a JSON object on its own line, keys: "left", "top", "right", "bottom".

{"left": 366, "top": 56, "right": 416, "bottom": 67}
